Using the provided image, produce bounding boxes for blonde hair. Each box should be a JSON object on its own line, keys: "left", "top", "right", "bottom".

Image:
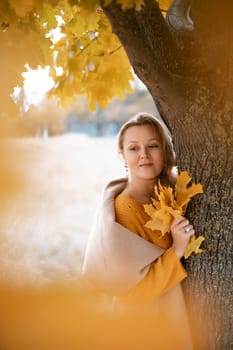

{"left": 117, "top": 112, "right": 177, "bottom": 185}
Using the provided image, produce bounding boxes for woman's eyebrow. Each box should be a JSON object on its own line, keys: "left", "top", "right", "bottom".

{"left": 127, "top": 138, "right": 160, "bottom": 143}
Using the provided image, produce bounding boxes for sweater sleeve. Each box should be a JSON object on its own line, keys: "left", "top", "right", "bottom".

{"left": 115, "top": 194, "right": 187, "bottom": 306}
{"left": 120, "top": 247, "right": 187, "bottom": 306}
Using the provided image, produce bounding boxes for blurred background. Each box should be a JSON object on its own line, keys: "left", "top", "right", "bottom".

{"left": 0, "top": 68, "right": 158, "bottom": 288}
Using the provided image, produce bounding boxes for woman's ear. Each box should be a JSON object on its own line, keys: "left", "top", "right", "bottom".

{"left": 118, "top": 151, "right": 125, "bottom": 163}
{"left": 118, "top": 152, "right": 128, "bottom": 173}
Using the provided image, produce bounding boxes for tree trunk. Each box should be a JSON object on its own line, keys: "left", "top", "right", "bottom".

{"left": 102, "top": 1, "right": 233, "bottom": 349}
{"left": 172, "top": 95, "right": 233, "bottom": 350}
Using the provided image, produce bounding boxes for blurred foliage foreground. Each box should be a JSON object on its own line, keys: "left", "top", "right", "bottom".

{"left": 0, "top": 281, "right": 208, "bottom": 350}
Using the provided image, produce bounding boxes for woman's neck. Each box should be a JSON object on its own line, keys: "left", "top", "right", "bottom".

{"left": 124, "top": 178, "right": 157, "bottom": 204}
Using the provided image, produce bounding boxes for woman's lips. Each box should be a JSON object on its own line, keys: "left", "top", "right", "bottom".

{"left": 139, "top": 163, "right": 153, "bottom": 167}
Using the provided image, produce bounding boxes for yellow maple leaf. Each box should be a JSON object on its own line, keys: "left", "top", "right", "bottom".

{"left": 144, "top": 184, "right": 181, "bottom": 235}
{"left": 144, "top": 203, "right": 156, "bottom": 218}
{"left": 184, "top": 236, "right": 205, "bottom": 259}
{"left": 144, "top": 171, "right": 205, "bottom": 258}
{"left": 175, "top": 171, "right": 203, "bottom": 208}
{"left": 144, "top": 218, "right": 168, "bottom": 235}
{"left": 151, "top": 198, "right": 160, "bottom": 210}
{"left": 145, "top": 208, "right": 171, "bottom": 235}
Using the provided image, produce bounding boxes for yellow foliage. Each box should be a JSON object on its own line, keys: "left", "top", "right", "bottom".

{"left": 0, "top": 0, "right": 170, "bottom": 113}
{"left": 157, "top": 0, "right": 173, "bottom": 11}
{"left": 157, "top": 0, "right": 173, "bottom": 17}
{"left": 38, "top": 2, "right": 60, "bottom": 29}
{"left": 144, "top": 171, "right": 205, "bottom": 259}
{"left": 0, "top": 27, "right": 49, "bottom": 118}
{"left": 8, "top": 0, "right": 35, "bottom": 17}
{"left": 52, "top": 8, "right": 133, "bottom": 110}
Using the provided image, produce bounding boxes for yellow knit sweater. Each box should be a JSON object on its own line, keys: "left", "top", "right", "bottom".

{"left": 114, "top": 194, "right": 187, "bottom": 305}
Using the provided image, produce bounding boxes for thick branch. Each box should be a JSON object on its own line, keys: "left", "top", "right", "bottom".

{"left": 166, "top": 0, "right": 194, "bottom": 53}
{"left": 101, "top": 0, "right": 188, "bottom": 117}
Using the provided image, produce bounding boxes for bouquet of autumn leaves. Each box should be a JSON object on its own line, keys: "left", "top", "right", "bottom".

{"left": 144, "top": 171, "right": 205, "bottom": 259}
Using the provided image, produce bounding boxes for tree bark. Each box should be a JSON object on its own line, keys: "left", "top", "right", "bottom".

{"left": 102, "top": 1, "right": 233, "bottom": 349}
{"left": 172, "top": 96, "right": 233, "bottom": 349}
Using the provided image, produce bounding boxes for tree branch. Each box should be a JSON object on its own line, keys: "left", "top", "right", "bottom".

{"left": 102, "top": 0, "right": 184, "bottom": 73}
{"left": 100, "top": 0, "right": 188, "bottom": 118}
{"left": 166, "top": 0, "right": 194, "bottom": 53}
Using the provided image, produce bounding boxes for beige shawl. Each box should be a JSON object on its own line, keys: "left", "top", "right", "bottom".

{"left": 82, "top": 178, "right": 194, "bottom": 349}
{"left": 82, "top": 178, "right": 165, "bottom": 295}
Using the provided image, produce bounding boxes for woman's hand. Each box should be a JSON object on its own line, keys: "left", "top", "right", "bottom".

{"left": 170, "top": 216, "right": 195, "bottom": 259}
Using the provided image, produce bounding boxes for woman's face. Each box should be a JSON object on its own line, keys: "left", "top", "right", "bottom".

{"left": 121, "top": 124, "right": 164, "bottom": 181}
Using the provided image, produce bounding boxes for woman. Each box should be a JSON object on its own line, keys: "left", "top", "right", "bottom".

{"left": 82, "top": 112, "right": 195, "bottom": 349}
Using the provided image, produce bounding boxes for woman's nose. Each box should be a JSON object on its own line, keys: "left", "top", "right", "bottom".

{"left": 140, "top": 148, "right": 148, "bottom": 158}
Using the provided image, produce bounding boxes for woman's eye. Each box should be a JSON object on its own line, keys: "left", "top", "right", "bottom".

{"left": 129, "top": 147, "right": 137, "bottom": 151}
{"left": 149, "top": 144, "right": 159, "bottom": 148}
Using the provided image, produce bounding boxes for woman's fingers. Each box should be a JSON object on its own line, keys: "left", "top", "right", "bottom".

{"left": 183, "top": 225, "right": 195, "bottom": 235}
{"left": 171, "top": 216, "right": 189, "bottom": 230}
{"left": 170, "top": 216, "right": 195, "bottom": 258}
{"left": 171, "top": 216, "right": 195, "bottom": 236}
